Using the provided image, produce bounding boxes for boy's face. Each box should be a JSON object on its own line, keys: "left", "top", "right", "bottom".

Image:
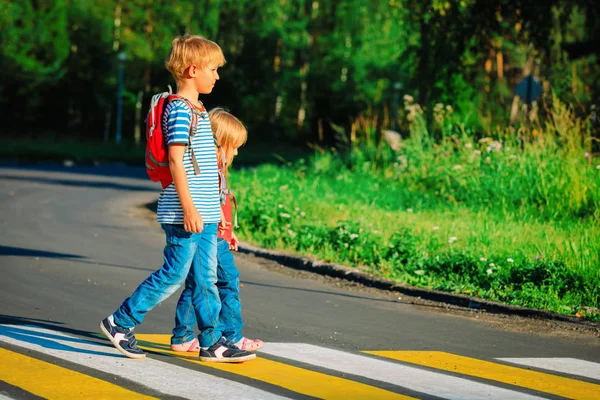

{"left": 190, "top": 64, "right": 220, "bottom": 94}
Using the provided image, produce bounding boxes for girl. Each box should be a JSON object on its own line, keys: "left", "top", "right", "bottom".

{"left": 170, "top": 108, "right": 264, "bottom": 354}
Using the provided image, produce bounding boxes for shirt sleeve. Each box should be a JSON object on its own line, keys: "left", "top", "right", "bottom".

{"left": 164, "top": 100, "right": 192, "bottom": 146}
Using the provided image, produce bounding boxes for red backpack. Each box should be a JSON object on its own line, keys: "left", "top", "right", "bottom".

{"left": 145, "top": 87, "right": 204, "bottom": 188}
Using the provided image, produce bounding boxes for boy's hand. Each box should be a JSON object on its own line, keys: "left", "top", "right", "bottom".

{"left": 184, "top": 208, "right": 204, "bottom": 233}
{"left": 230, "top": 232, "right": 239, "bottom": 251}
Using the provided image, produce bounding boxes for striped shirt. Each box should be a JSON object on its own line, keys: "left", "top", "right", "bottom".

{"left": 157, "top": 100, "right": 221, "bottom": 224}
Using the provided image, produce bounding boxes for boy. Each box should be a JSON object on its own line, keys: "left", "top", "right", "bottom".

{"left": 100, "top": 35, "right": 254, "bottom": 362}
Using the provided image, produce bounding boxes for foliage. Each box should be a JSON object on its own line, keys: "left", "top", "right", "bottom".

{"left": 1, "top": 0, "right": 599, "bottom": 145}
{"left": 231, "top": 96, "right": 600, "bottom": 320}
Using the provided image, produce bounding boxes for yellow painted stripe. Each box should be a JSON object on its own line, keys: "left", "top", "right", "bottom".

{"left": 137, "top": 334, "right": 416, "bottom": 400}
{"left": 366, "top": 351, "right": 600, "bottom": 400}
{"left": 0, "top": 348, "right": 155, "bottom": 400}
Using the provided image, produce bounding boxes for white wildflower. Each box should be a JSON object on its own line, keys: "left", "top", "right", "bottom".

{"left": 414, "top": 269, "right": 425, "bottom": 276}
{"left": 278, "top": 204, "right": 283, "bottom": 208}
{"left": 279, "top": 213, "right": 291, "bottom": 218}
{"left": 489, "top": 263, "right": 495, "bottom": 267}
{"left": 349, "top": 233, "right": 359, "bottom": 239}
{"left": 432, "top": 226, "right": 440, "bottom": 231}
{"left": 465, "top": 142, "right": 473, "bottom": 149}
{"left": 474, "top": 150, "right": 481, "bottom": 156}
{"left": 287, "top": 229, "right": 296, "bottom": 238}
{"left": 486, "top": 268, "right": 493, "bottom": 275}
{"left": 448, "top": 236, "right": 457, "bottom": 244}
{"left": 507, "top": 258, "right": 514, "bottom": 263}
{"left": 510, "top": 154, "right": 517, "bottom": 159}
{"left": 596, "top": 165, "right": 600, "bottom": 170}
{"left": 300, "top": 211, "right": 306, "bottom": 217}
{"left": 480, "top": 257, "right": 487, "bottom": 262}
{"left": 295, "top": 207, "right": 300, "bottom": 211}
{"left": 446, "top": 105, "right": 453, "bottom": 112}
{"left": 485, "top": 156, "right": 491, "bottom": 164}
{"left": 406, "top": 208, "right": 414, "bottom": 213}
{"left": 452, "top": 165, "right": 463, "bottom": 170}
{"left": 279, "top": 185, "right": 289, "bottom": 191}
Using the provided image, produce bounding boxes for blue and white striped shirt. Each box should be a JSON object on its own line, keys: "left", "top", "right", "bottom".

{"left": 157, "top": 100, "right": 221, "bottom": 224}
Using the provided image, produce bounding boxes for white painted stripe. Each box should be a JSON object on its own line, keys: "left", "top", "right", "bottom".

{"left": 0, "top": 395, "right": 16, "bottom": 400}
{"left": 498, "top": 358, "right": 600, "bottom": 381}
{"left": 0, "top": 325, "right": 284, "bottom": 400}
{"left": 261, "top": 343, "right": 544, "bottom": 400}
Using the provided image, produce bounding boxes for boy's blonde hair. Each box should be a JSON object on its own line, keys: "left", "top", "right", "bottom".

{"left": 165, "top": 35, "right": 226, "bottom": 81}
{"left": 209, "top": 108, "right": 247, "bottom": 173}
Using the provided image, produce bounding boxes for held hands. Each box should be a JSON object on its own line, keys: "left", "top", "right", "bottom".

{"left": 183, "top": 208, "right": 204, "bottom": 233}
{"left": 230, "top": 232, "right": 239, "bottom": 251}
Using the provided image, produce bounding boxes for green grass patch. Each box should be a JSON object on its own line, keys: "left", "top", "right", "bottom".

{"left": 230, "top": 96, "right": 600, "bottom": 320}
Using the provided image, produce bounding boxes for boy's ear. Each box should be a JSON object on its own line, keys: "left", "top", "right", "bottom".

{"left": 187, "top": 65, "right": 197, "bottom": 77}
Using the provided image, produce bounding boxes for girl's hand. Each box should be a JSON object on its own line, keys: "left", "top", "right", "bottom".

{"left": 230, "top": 232, "right": 239, "bottom": 251}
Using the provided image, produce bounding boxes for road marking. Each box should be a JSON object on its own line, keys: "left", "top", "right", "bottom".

{"left": 0, "top": 324, "right": 285, "bottom": 400}
{"left": 260, "top": 343, "right": 543, "bottom": 400}
{"left": 137, "top": 334, "right": 414, "bottom": 400}
{"left": 0, "top": 348, "right": 154, "bottom": 399}
{"left": 368, "top": 351, "right": 600, "bottom": 400}
{"left": 498, "top": 357, "right": 600, "bottom": 381}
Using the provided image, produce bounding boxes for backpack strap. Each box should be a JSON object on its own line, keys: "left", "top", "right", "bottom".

{"left": 167, "top": 95, "right": 204, "bottom": 176}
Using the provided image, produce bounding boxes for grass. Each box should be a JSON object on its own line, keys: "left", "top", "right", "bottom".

{"left": 230, "top": 95, "right": 600, "bottom": 320}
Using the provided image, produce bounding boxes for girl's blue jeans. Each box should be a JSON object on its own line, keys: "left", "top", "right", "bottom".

{"left": 112, "top": 223, "right": 223, "bottom": 347}
{"left": 171, "top": 238, "right": 243, "bottom": 345}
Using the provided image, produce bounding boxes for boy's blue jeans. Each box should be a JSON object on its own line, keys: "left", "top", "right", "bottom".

{"left": 172, "top": 238, "right": 243, "bottom": 345}
{"left": 112, "top": 223, "right": 223, "bottom": 347}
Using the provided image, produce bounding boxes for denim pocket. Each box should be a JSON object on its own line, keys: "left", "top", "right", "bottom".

{"left": 163, "top": 224, "right": 192, "bottom": 245}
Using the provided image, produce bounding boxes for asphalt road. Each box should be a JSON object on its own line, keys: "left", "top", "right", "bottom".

{"left": 0, "top": 164, "right": 599, "bottom": 400}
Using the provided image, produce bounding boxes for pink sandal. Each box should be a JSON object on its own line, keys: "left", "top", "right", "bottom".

{"left": 170, "top": 338, "right": 200, "bottom": 352}
{"left": 235, "top": 337, "right": 264, "bottom": 352}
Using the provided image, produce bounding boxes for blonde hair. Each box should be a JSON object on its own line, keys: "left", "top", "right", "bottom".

{"left": 165, "top": 35, "right": 226, "bottom": 81}
{"left": 209, "top": 108, "right": 247, "bottom": 173}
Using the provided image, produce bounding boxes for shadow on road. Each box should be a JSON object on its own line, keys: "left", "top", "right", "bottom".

{"left": 0, "top": 244, "right": 157, "bottom": 273}
{"left": 0, "top": 174, "right": 155, "bottom": 192}
{"left": 241, "top": 280, "right": 452, "bottom": 311}
{"left": 0, "top": 163, "right": 149, "bottom": 181}
{"left": 0, "top": 314, "right": 119, "bottom": 357}
{"left": 0, "top": 245, "right": 84, "bottom": 259}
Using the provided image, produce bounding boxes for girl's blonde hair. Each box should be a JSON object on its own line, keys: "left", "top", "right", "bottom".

{"left": 165, "top": 35, "right": 226, "bottom": 81}
{"left": 209, "top": 108, "right": 247, "bottom": 173}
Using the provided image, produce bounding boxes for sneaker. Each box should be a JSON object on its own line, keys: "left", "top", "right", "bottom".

{"left": 100, "top": 315, "right": 146, "bottom": 359}
{"left": 199, "top": 337, "right": 256, "bottom": 363}
{"left": 235, "top": 337, "right": 264, "bottom": 352}
{"left": 170, "top": 338, "right": 200, "bottom": 352}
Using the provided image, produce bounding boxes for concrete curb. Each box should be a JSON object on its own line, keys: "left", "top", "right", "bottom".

{"left": 239, "top": 241, "right": 600, "bottom": 328}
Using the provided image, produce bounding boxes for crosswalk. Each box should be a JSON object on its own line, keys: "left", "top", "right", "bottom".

{"left": 1, "top": 324, "right": 599, "bottom": 400}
